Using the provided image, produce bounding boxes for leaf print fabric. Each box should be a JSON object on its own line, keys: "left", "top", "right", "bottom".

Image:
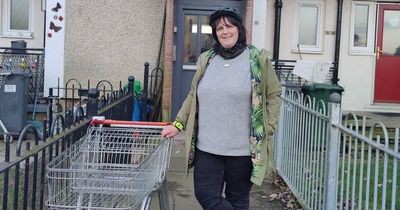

{"left": 248, "top": 45, "right": 265, "bottom": 175}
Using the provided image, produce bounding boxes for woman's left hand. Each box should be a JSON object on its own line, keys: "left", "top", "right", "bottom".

{"left": 161, "top": 125, "right": 180, "bottom": 138}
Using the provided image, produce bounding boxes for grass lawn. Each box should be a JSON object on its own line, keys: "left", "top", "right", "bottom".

{"left": 0, "top": 157, "right": 47, "bottom": 210}
{"left": 338, "top": 153, "right": 400, "bottom": 210}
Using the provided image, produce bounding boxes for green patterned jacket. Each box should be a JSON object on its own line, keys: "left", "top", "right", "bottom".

{"left": 175, "top": 45, "right": 282, "bottom": 186}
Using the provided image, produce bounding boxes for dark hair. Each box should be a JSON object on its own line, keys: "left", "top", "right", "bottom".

{"left": 210, "top": 15, "right": 247, "bottom": 53}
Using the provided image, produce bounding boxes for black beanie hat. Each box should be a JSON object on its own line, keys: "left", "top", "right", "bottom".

{"left": 209, "top": 7, "right": 242, "bottom": 26}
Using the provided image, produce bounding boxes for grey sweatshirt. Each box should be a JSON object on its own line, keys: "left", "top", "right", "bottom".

{"left": 197, "top": 49, "right": 251, "bottom": 156}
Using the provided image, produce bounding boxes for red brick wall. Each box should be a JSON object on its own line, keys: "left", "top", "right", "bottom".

{"left": 162, "top": 0, "right": 174, "bottom": 121}
{"left": 245, "top": 0, "right": 253, "bottom": 44}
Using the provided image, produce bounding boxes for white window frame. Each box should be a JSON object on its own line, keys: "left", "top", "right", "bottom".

{"left": 1, "top": 0, "right": 34, "bottom": 38}
{"left": 292, "top": 0, "right": 325, "bottom": 53}
{"left": 349, "top": 1, "right": 376, "bottom": 55}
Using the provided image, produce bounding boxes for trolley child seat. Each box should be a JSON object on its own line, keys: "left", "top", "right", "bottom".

{"left": 46, "top": 119, "right": 172, "bottom": 209}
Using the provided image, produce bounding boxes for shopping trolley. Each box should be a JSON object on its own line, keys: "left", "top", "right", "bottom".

{"left": 46, "top": 118, "right": 172, "bottom": 210}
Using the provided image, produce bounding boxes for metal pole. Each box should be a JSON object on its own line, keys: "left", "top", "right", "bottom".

{"left": 142, "top": 62, "right": 149, "bottom": 121}
{"left": 275, "top": 86, "right": 286, "bottom": 170}
{"left": 332, "top": 0, "right": 344, "bottom": 85}
{"left": 5, "top": 134, "right": 10, "bottom": 162}
{"left": 87, "top": 88, "right": 99, "bottom": 118}
{"left": 128, "top": 76, "right": 135, "bottom": 94}
{"left": 48, "top": 88, "right": 54, "bottom": 135}
{"left": 2, "top": 135, "right": 11, "bottom": 210}
{"left": 128, "top": 76, "right": 135, "bottom": 121}
{"left": 273, "top": 0, "right": 283, "bottom": 60}
{"left": 324, "top": 92, "right": 341, "bottom": 209}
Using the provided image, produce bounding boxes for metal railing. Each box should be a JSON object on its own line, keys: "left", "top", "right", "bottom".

{"left": 0, "top": 48, "right": 45, "bottom": 104}
{"left": 272, "top": 60, "right": 335, "bottom": 88}
{"left": 141, "top": 62, "right": 163, "bottom": 122}
{"left": 336, "top": 116, "right": 399, "bottom": 210}
{"left": 0, "top": 77, "right": 135, "bottom": 210}
{"left": 46, "top": 77, "right": 132, "bottom": 132}
{"left": 274, "top": 87, "right": 400, "bottom": 210}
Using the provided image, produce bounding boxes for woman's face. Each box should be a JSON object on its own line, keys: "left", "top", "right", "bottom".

{"left": 216, "top": 17, "right": 239, "bottom": 49}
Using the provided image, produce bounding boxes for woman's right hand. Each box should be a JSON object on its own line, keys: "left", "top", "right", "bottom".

{"left": 161, "top": 125, "right": 180, "bottom": 138}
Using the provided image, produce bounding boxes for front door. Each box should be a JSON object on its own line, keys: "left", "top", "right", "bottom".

{"left": 374, "top": 4, "right": 400, "bottom": 103}
{"left": 171, "top": 1, "right": 243, "bottom": 118}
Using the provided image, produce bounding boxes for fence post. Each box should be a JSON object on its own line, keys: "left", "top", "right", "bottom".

{"left": 142, "top": 62, "right": 149, "bottom": 121}
{"left": 275, "top": 86, "right": 286, "bottom": 170}
{"left": 128, "top": 76, "right": 135, "bottom": 94}
{"left": 324, "top": 92, "right": 341, "bottom": 209}
{"left": 5, "top": 134, "right": 10, "bottom": 163}
{"left": 128, "top": 76, "right": 135, "bottom": 120}
{"left": 2, "top": 134, "right": 10, "bottom": 209}
{"left": 47, "top": 88, "right": 53, "bottom": 129}
{"left": 87, "top": 88, "right": 99, "bottom": 118}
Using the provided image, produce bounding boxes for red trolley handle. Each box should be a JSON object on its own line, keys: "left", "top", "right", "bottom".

{"left": 90, "top": 119, "right": 170, "bottom": 127}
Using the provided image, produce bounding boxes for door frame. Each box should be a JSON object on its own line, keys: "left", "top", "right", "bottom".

{"left": 171, "top": 0, "right": 244, "bottom": 118}
{"left": 373, "top": 3, "right": 400, "bottom": 103}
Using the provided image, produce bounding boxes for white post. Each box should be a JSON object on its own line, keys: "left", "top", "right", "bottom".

{"left": 275, "top": 86, "right": 286, "bottom": 171}
{"left": 324, "top": 92, "right": 341, "bottom": 209}
{"left": 252, "top": 0, "right": 267, "bottom": 49}
{"left": 44, "top": 0, "right": 66, "bottom": 97}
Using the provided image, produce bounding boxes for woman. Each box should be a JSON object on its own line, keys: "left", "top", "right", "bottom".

{"left": 162, "top": 8, "right": 282, "bottom": 210}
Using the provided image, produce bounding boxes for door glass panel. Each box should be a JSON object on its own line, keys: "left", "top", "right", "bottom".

{"left": 200, "top": 16, "right": 213, "bottom": 53}
{"left": 383, "top": 10, "right": 400, "bottom": 56}
{"left": 298, "top": 5, "right": 318, "bottom": 45}
{"left": 184, "top": 15, "right": 198, "bottom": 64}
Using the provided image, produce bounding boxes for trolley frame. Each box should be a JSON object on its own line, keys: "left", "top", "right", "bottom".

{"left": 46, "top": 119, "right": 172, "bottom": 210}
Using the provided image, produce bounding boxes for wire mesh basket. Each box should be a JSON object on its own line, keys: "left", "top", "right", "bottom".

{"left": 46, "top": 119, "right": 172, "bottom": 210}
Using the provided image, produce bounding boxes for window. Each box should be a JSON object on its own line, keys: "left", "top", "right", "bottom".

{"left": 349, "top": 2, "right": 376, "bottom": 54}
{"left": 2, "top": 0, "right": 33, "bottom": 38}
{"left": 293, "top": 1, "right": 324, "bottom": 53}
{"left": 183, "top": 14, "right": 213, "bottom": 65}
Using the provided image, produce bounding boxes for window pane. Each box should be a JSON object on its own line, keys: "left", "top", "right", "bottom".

{"left": 383, "top": 10, "right": 400, "bottom": 56}
{"left": 354, "top": 5, "right": 369, "bottom": 47}
{"left": 184, "top": 15, "right": 198, "bottom": 63}
{"left": 10, "top": 0, "right": 30, "bottom": 30}
{"left": 298, "top": 5, "right": 318, "bottom": 46}
{"left": 200, "top": 16, "right": 213, "bottom": 54}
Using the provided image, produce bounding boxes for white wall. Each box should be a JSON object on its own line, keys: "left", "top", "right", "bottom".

{"left": 44, "top": 0, "right": 66, "bottom": 96}
{"left": 265, "top": 0, "right": 338, "bottom": 60}
{"left": 338, "top": 0, "right": 371, "bottom": 112}
{"left": 0, "top": 0, "right": 44, "bottom": 48}
{"left": 252, "top": 0, "right": 268, "bottom": 49}
{"left": 265, "top": 0, "right": 275, "bottom": 51}
{"left": 339, "top": 0, "right": 400, "bottom": 113}
{"left": 277, "top": 0, "right": 337, "bottom": 61}
{"left": 263, "top": 0, "right": 400, "bottom": 113}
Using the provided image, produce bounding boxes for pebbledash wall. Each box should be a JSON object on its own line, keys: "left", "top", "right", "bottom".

{"left": 64, "top": 0, "right": 166, "bottom": 88}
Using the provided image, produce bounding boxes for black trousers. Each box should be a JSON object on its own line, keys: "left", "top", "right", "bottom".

{"left": 193, "top": 148, "right": 253, "bottom": 210}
